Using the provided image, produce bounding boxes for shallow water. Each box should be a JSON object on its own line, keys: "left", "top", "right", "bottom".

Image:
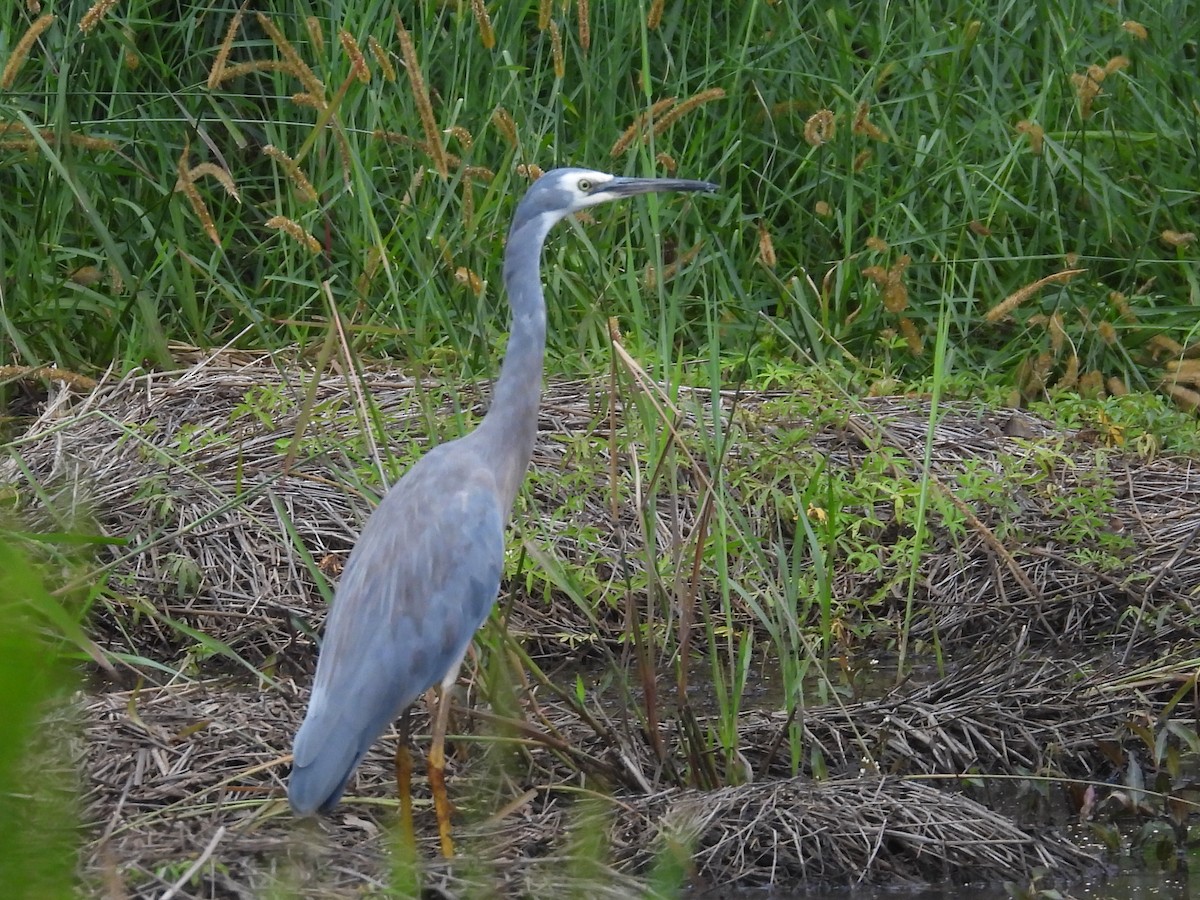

{"left": 694, "top": 869, "right": 1193, "bottom": 899}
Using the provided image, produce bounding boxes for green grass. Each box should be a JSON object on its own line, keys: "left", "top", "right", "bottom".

{"left": 0, "top": 1, "right": 1196, "bottom": 397}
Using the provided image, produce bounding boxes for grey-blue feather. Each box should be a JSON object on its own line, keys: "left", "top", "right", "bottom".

{"left": 289, "top": 443, "right": 504, "bottom": 815}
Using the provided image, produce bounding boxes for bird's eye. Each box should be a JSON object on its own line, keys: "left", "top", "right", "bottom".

{"left": 577, "top": 178, "right": 592, "bottom": 193}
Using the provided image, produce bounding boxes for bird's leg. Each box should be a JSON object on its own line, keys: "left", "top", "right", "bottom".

{"left": 394, "top": 707, "right": 416, "bottom": 848}
{"left": 428, "top": 660, "right": 463, "bottom": 858}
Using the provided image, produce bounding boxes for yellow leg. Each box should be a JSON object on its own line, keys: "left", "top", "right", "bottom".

{"left": 394, "top": 709, "right": 415, "bottom": 848}
{"left": 429, "top": 661, "right": 462, "bottom": 858}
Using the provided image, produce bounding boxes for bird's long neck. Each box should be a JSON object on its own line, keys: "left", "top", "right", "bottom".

{"left": 475, "top": 211, "right": 554, "bottom": 512}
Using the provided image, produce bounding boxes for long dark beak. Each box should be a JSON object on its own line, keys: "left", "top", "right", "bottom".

{"left": 597, "top": 176, "right": 719, "bottom": 197}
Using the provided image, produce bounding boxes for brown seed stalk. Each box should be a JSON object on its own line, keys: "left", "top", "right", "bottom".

{"left": 610, "top": 98, "right": 676, "bottom": 157}
{"left": 396, "top": 14, "right": 447, "bottom": 178}
{"left": 576, "top": 0, "right": 590, "bottom": 53}
{"left": 266, "top": 216, "right": 322, "bottom": 254}
{"left": 79, "top": 0, "right": 118, "bottom": 34}
{"left": 985, "top": 268, "right": 1085, "bottom": 323}
{"left": 339, "top": 31, "right": 370, "bottom": 84}
{"left": 262, "top": 145, "right": 318, "bottom": 202}
{"left": 470, "top": 0, "right": 495, "bottom": 49}
{"left": 650, "top": 87, "right": 725, "bottom": 137}
{"left": 549, "top": 21, "right": 564, "bottom": 79}
{"left": 862, "top": 255, "right": 911, "bottom": 313}
{"left": 258, "top": 13, "right": 325, "bottom": 99}
{"left": 757, "top": 222, "right": 776, "bottom": 269}
{"left": 491, "top": 107, "right": 518, "bottom": 147}
{"left": 803, "top": 109, "right": 836, "bottom": 146}
{"left": 2, "top": 13, "right": 55, "bottom": 88}
{"left": 1121, "top": 20, "right": 1148, "bottom": 40}
{"left": 1161, "top": 230, "right": 1196, "bottom": 249}
{"left": 647, "top": 0, "right": 665, "bottom": 30}
{"left": 368, "top": 37, "right": 395, "bottom": 82}
{"left": 852, "top": 102, "right": 887, "bottom": 141}
{"left": 175, "top": 142, "right": 221, "bottom": 246}
{"left": 538, "top": 0, "right": 552, "bottom": 31}
{"left": 208, "top": 3, "right": 248, "bottom": 89}
{"left": 305, "top": 16, "right": 325, "bottom": 53}
{"left": 446, "top": 126, "right": 473, "bottom": 150}
{"left": 898, "top": 317, "right": 923, "bottom": 355}
{"left": 1015, "top": 120, "right": 1044, "bottom": 155}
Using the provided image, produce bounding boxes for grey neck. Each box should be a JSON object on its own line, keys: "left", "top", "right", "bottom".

{"left": 474, "top": 211, "right": 554, "bottom": 511}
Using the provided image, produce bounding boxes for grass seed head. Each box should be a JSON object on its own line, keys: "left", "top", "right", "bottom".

{"left": 804, "top": 109, "right": 836, "bottom": 146}
{"left": 491, "top": 107, "right": 518, "bottom": 147}
{"left": 852, "top": 102, "right": 887, "bottom": 141}
{"left": 2, "top": 13, "right": 56, "bottom": 89}
{"left": 1160, "top": 230, "right": 1196, "bottom": 249}
{"left": 305, "top": 16, "right": 324, "bottom": 53}
{"left": 368, "top": 36, "right": 395, "bottom": 82}
{"left": 1079, "top": 370, "right": 1104, "bottom": 398}
{"left": 1121, "top": 20, "right": 1148, "bottom": 40}
{"left": 985, "top": 268, "right": 1085, "bottom": 323}
{"left": 1015, "top": 120, "right": 1044, "bottom": 155}
{"left": 650, "top": 88, "right": 725, "bottom": 137}
{"left": 611, "top": 98, "right": 675, "bottom": 157}
{"left": 396, "top": 13, "right": 448, "bottom": 178}
{"left": 257, "top": 13, "right": 325, "bottom": 98}
{"left": 549, "top": 21, "right": 565, "bottom": 79}
{"left": 577, "top": 0, "right": 591, "bottom": 53}
{"left": 262, "top": 145, "right": 317, "bottom": 202}
{"left": 79, "top": 0, "right": 118, "bottom": 34}
{"left": 470, "top": 0, "right": 495, "bottom": 50}
{"left": 647, "top": 0, "right": 665, "bottom": 30}
{"left": 265, "top": 216, "right": 322, "bottom": 254}
{"left": 757, "top": 222, "right": 777, "bottom": 268}
{"left": 899, "top": 316, "right": 923, "bottom": 355}
{"left": 339, "top": 31, "right": 369, "bottom": 83}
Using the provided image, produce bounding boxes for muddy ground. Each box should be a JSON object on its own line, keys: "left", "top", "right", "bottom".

{"left": 5, "top": 351, "right": 1198, "bottom": 897}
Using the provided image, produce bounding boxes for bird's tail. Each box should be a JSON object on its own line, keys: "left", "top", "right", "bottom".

{"left": 288, "top": 714, "right": 364, "bottom": 816}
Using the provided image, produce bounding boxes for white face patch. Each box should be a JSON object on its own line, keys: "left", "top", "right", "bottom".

{"left": 563, "top": 170, "right": 616, "bottom": 209}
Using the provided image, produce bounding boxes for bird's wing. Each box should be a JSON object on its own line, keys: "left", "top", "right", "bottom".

{"left": 289, "top": 448, "right": 504, "bottom": 812}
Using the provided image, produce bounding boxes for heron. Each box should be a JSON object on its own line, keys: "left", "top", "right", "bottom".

{"left": 288, "top": 167, "right": 717, "bottom": 855}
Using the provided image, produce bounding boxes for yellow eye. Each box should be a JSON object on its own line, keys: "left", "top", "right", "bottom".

{"left": 577, "top": 178, "right": 592, "bottom": 192}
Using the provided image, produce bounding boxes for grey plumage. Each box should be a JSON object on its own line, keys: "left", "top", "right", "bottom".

{"left": 288, "top": 167, "right": 716, "bottom": 819}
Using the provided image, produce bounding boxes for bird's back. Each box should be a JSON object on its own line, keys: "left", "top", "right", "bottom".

{"left": 288, "top": 439, "right": 506, "bottom": 815}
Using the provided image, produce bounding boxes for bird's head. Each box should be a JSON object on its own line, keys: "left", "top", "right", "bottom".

{"left": 514, "top": 167, "right": 717, "bottom": 228}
